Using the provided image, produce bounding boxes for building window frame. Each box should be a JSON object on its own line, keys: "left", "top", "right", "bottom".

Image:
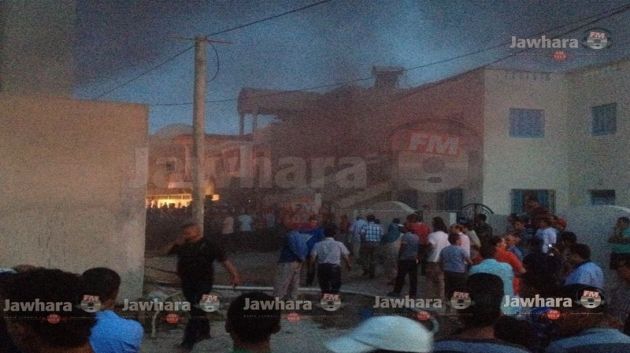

{"left": 509, "top": 108, "right": 545, "bottom": 138}
{"left": 591, "top": 103, "right": 617, "bottom": 136}
{"left": 511, "top": 189, "right": 555, "bottom": 214}
{"left": 589, "top": 189, "right": 616, "bottom": 205}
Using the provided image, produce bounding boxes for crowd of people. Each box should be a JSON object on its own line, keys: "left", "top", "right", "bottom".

{"left": 146, "top": 201, "right": 335, "bottom": 253}
{"left": 267, "top": 196, "right": 630, "bottom": 352}
{"left": 3, "top": 196, "right": 630, "bottom": 353}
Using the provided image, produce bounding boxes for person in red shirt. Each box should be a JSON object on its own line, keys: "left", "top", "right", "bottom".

{"left": 406, "top": 213, "right": 431, "bottom": 275}
{"left": 490, "top": 235, "right": 526, "bottom": 295}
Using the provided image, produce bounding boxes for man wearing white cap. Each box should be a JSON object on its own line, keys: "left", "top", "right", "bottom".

{"left": 325, "top": 315, "right": 432, "bottom": 353}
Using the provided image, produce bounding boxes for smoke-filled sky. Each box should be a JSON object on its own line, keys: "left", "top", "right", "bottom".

{"left": 72, "top": 0, "right": 630, "bottom": 134}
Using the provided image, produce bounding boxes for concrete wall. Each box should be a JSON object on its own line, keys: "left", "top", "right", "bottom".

{"left": 0, "top": 94, "right": 148, "bottom": 300}
{"left": 482, "top": 70, "right": 570, "bottom": 214}
{"left": 0, "top": 0, "right": 75, "bottom": 96}
{"left": 567, "top": 60, "right": 630, "bottom": 208}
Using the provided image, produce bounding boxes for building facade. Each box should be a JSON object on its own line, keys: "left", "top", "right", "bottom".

{"left": 150, "top": 60, "right": 629, "bottom": 216}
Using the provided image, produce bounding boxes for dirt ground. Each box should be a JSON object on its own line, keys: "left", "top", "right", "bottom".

{"left": 139, "top": 251, "right": 458, "bottom": 353}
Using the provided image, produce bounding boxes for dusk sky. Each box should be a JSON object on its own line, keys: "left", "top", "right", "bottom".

{"left": 72, "top": 0, "right": 630, "bottom": 134}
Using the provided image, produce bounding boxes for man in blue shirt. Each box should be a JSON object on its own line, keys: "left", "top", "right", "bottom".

{"left": 440, "top": 233, "right": 471, "bottom": 302}
{"left": 273, "top": 229, "right": 310, "bottom": 299}
{"left": 81, "top": 267, "right": 143, "bottom": 353}
{"left": 388, "top": 228, "right": 420, "bottom": 297}
{"left": 546, "top": 285, "right": 630, "bottom": 353}
{"left": 564, "top": 243, "right": 604, "bottom": 290}
{"left": 469, "top": 244, "right": 517, "bottom": 315}
{"left": 299, "top": 215, "right": 325, "bottom": 286}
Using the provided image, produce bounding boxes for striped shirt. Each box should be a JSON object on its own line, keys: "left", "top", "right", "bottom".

{"left": 360, "top": 222, "right": 384, "bottom": 242}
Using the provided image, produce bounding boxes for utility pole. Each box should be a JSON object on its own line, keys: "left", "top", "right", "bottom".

{"left": 192, "top": 36, "right": 207, "bottom": 233}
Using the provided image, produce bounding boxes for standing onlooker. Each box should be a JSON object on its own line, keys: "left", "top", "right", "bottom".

{"left": 162, "top": 223, "right": 241, "bottom": 351}
{"left": 382, "top": 218, "right": 403, "bottom": 284}
{"left": 461, "top": 220, "right": 482, "bottom": 264}
{"left": 473, "top": 214, "right": 493, "bottom": 245}
{"left": 81, "top": 267, "right": 144, "bottom": 353}
{"left": 461, "top": 220, "right": 481, "bottom": 248}
{"left": 273, "top": 229, "right": 310, "bottom": 300}
{"left": 439, "top": 232, "right": 470, "bottom": 302}
{"left": 349, "top": 216, "right": 368, "bottom": 260}
{"left": 511, "top": 217, "right": 529, "bottom": 253}
{"left": 226, "top": 292, "right": 281, "bottom": 353}
{"left": 426, "top": 217, "right": 450, "bottom": 301}
{"left": 300, "top": 215, "right": 325, "bottom": 286}
{"left": 388, "top": 227, "right": 420, "bottom": 297}
{"left": 450, "top": 224, "right": 470, "bottom": 258}
{"left": 338, "top": 214, "right": 352, "bottom": 252}
{"left": 535, "top": 217, "right": 557, "bottom": 254}
{"left": 609, "top": 256, "right": 630, "bottom": 335}
{"left": 310, "top": 225, "right": 352, "bottom": 295}
{"left": 433, "top": 273, "right": 530, "bottom": 353}
{"left": 523, "top": 237, "right": 563, "bottom": 291}
{"left": 556, "top": 231, "right": 578, "bottom": 278}
{"left": 505, "top": 232, "right": 524, "bottom": 261}
{"left": 564, "top": 243, "right": 604, "bottom": 290}
{"left": 407, "top": 214, "right": 431, "bottom": 276}
{"left": 608, "top": 217, "right": 630, "bottom": 270}
{"left": 491, "top": 235, "right": 526, "bottom": 296}
{"left": 546, "top": 285, "right": 630, "bottom": 353}
{"left": 469, "top": 244, "right": 515, "bottom": 315}
{"left": 238, "top": 209, "right": 254, "bottom": 234}
{"left": 3, "top": 269, "right": 97, "bottom": 353}
{"left": 359, "top": 215, "right": 384, "bottom": 278}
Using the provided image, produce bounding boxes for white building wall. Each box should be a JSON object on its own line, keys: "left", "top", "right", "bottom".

{"left": 0, "top": 94, "right": 148, "bottom": 300}
{"left": 567, "top": 60, "right": 630, "bottom": 208}
{"left": 482, "top": 70, "right": 569, "bottom": 215}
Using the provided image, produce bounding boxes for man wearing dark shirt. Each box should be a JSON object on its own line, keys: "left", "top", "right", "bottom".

{"left": 163, "top": 222, "right": 241, "bottom": 352}
{"left": 473, "top": 214, "right": 493, "bottom": 245}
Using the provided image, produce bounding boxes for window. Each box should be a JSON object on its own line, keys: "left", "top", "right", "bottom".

{"left": 437, "top": 188, "right": 463, "bottom": 210}
{"left": 511, "top": 189, "right": 555, "bottom": 214}
{"left": 509, "top": 108, "right": 545, "bottom": 138}
{"left": 590, "top": 190, "right": 615, "bottom": 205}
{"left": 592, "top": 103, "right": 617, "bottom": 136}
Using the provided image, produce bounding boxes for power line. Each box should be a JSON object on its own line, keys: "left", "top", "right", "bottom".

{"left": 150, "top": 2, "right": 630, "bottom": 107}
{"left": 207, "top": 0, "right": 332, "bottom": 37}
{"left": 208, "top": 42, "right": 220, "bottom": 84}
{"left": 92, "top": 45, "right": 194, "bottom": 99}
{"left": 91, "top": 0, "right": 334, "bottom": 99}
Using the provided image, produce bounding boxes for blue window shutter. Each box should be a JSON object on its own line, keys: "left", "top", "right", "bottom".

{"left": 509, "top": 108, "right": 544, "bottom": 138}
{"left": 592, "top": 103, "right": 617, "bottom": 136}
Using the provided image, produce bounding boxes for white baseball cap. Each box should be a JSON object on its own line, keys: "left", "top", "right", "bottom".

{"left": 325, "top": 315, "right": 433, "bottom": 353}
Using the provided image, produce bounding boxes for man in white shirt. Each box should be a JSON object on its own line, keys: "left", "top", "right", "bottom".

{"left": 535, "top": 217, "right": 557, "bottom": 254}
{"left": 426, "top": 217, "right": 450, "bottom": 301}
{"left": 238, "top": 211, "right": 254, "bottom": 234}
{"left": 310, "top": 225, "right": 352, "bottom": 295}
